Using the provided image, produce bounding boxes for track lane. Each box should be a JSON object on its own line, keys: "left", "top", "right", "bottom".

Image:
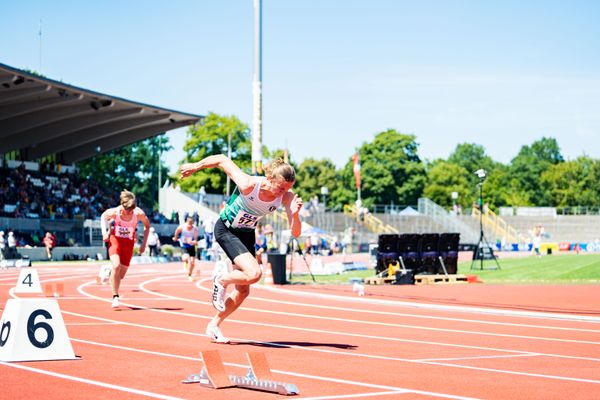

{"left": 2, "top": 263, "right": 600, "bottom": 399}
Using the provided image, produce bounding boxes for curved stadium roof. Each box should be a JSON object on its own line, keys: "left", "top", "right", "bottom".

{"left": 0, "top": 63, "right": 202, "bottom": 163}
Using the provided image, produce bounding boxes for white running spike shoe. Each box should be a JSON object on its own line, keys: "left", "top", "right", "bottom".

{"left": 211, "top": 275, "right": 227, "bottom": 312}
{"left": 205, "top": 324, "right": 230, "bottom": 344}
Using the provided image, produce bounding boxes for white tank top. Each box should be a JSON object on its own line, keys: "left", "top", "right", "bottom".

{"left": 114, "top": 206, "right": 138, "bottom": 240}
{"left": 220, "top": 178, "right": 283, "bottom": 231}
{"left": 179, "top": 225, "right": 198, "bottom": 247}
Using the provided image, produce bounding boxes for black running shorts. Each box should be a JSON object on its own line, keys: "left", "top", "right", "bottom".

{"left": 182, "top": 245, "right": 196, "bottom": 257}
{"left": 214, "top": 218, "right": 256, "bottom": 261}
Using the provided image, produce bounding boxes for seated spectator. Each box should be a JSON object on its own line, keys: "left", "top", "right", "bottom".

{"left": 0, "top": 163, "right": 116, "bottom": 220}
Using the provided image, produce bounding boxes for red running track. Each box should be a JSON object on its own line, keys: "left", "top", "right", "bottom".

{"left": 1, "top": 262, "right": 599, "bottom": 399}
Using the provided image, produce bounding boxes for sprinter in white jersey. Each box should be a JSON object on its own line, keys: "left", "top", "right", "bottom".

{"left": 173, "top": 217, "right": 199, "bottom": 281}
{"left": 180, "top": 156, "right": 303, "bottom": 343}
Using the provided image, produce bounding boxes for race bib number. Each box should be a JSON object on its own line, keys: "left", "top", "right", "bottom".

{"left": 232, "top": 211, "right": 260, "bottom": 229}
{"left": 115, "top": 226, "right": 134, "bottom": 239}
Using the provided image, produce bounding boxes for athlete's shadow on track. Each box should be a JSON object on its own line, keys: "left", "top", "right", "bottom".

{"left": 235, "top": 341, "right": 357, "bottom": 350}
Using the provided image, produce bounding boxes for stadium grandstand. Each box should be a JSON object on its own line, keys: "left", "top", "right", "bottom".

{"left": 0, "top": 63, "right": 201, "bottom": 260}
{"left": 0, "top": 63, "right": 201, "bottom": 161}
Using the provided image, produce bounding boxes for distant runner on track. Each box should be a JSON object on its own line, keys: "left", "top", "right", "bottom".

{"left": 100, "top": 190, "right": 151, "bottom": 308}
{"left": 180, "top": 155, "right": 303, "bottom": 343}
{"left": 173, "top": 216, "right": 200, "bottom": 281}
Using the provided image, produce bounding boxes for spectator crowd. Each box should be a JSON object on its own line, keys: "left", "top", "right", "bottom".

{"left": 0, "top": 163, "right": 115, "bottom": 220}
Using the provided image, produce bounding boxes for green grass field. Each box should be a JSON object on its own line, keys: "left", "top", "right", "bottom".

{"left": 459, "top": 253, "right": 600, "bottom": 284}
{"left": 286, "top": 253, "right": 600, "bottom": 285}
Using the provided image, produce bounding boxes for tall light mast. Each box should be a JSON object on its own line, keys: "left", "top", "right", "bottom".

{"left": 251, "top": 0, "right": 263, "bottom": 174}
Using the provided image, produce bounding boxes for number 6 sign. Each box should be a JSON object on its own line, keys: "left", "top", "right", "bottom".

{"left": 0, "top": 299, "right": 76, "bottom": 362}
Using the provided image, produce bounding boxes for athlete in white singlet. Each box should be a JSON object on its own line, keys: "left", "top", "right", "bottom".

{"left": 173, "top": 217, "right": 199, "bottom": 281}
{"left": 180, "top": 156, "right": 303, "bottom": 343}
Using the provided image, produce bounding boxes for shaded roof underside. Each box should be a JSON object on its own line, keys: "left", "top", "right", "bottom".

{"left": 0, "top": 63, "right": 202, "bottom": 163}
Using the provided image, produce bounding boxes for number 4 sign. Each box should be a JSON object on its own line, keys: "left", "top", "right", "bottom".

{"left": 14, "top": 268, "right": 42, "bottom": 294}
{"left": 0, "top": 298, "right": 76, "bottom": 361}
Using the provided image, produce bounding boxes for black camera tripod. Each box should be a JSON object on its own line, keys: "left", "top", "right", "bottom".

{"left": 287, "top": 237, "right": 316, "bottom": 282}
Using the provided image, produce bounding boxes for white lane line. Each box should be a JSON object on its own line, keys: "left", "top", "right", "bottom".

{"left": 255, "top": 284, "right": 600, "bottom": 323}
{"left": 248, "top": 291, "right": 600, "bottom": 333}
{"left": 71, "top": 338, "right": 200, "bottom": 361}
{"left": 0, "top": 361, "right": 184, "bottom": 400}
{"left": 416, "top": 353, "right": 540, "bottom": 362}
{"left": 139, "top": 277, "right": 600, "bottom": 362}
{"left": 57, "top": 297, "right": 175, "bottom": 301}
{"left": 144, "top": 276, "right": 600, "bottom": 347}
{"left": 66, "top": 322, "right": 119, "bottom": 326}
{"left": 70, "top": 281, "right": 600, "bottom": 386}
{"left": 191, "top": 278, "right": 600, "bottom": 333}
{"left": 300, "top": 391, "right": 411, "bottom": 399}
{"left": 7, "top": 270, "right": 174, "bottom": 303}
{"left": 419, "top": 360, "right": 600, "bottom": 385}
{"left": 0, "top": 271, "right": 85, "bottom": 282}
{"left": 72, "top": 307, "right": 600, "bottom": 387}
{"left": 70, "top": 338, "right": 479, "bottom": 400}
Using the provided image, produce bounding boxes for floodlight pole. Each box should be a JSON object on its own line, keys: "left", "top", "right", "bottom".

{"left": 251, "top": 0, "right": 263, "bottom": 174}
{"left": 157, "top": 136, "right": 161, "bottom": 210}
{"left": 226, "top": 131, "right": 232, "bottom": 197}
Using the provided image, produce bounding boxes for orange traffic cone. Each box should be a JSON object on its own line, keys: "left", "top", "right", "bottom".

{"left": 263, "top": 263, "right": 274, "bottom": 285}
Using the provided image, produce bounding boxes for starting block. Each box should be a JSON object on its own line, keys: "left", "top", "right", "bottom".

{"left": 43, "top": 282, "right": 65, "bottom": 298}
{"left": 182, "top": 350, "right": 299, "bottom": 395}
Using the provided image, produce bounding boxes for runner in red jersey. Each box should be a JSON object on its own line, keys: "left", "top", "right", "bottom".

{"left": 100, "top": 190, "right": 151, "bottom": 308}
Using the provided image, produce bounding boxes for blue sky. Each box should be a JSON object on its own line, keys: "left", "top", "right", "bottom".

{"left": 2, "top": 1, "right": 600, "bottom": 173}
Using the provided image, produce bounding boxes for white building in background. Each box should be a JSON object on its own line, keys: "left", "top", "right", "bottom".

{"left": 159, "top": 183, "right": 219, "bottom": 225}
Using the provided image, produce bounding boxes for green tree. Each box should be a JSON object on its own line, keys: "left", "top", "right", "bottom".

{"left": 478, "top": 165, "right": 528, "bottom": 210}
{"left": 423, "top": 161, "right": 470, "bottom": 208}
{"left": 509, "top": 137, "right": 564, "bottom": 206}
{"left": 343, "top": 129, "right": 426, "bottom": 208}
{"left": 178, "top": 112, "right": 251, "bottom": 194}
{"left": 329, "top": 160, "right": 358, "bottom": 209}
{"left": 77, "top": 134, "right": 172, "bottom": 210}
{"left": 541, "top": 157, "right": 600, "bottom": 207}
{"left": 447, "top": 143, "right": 497, "bottom": 188}
{"left": 295, "top": 158, "right": 338, "bottom": 209}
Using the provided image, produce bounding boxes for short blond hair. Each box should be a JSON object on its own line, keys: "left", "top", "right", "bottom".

{"left": 120, "top": 190, "right": 136, "bottom": 210}
{"left": 264, "top": 158, "right": 295, "bottom": 182}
